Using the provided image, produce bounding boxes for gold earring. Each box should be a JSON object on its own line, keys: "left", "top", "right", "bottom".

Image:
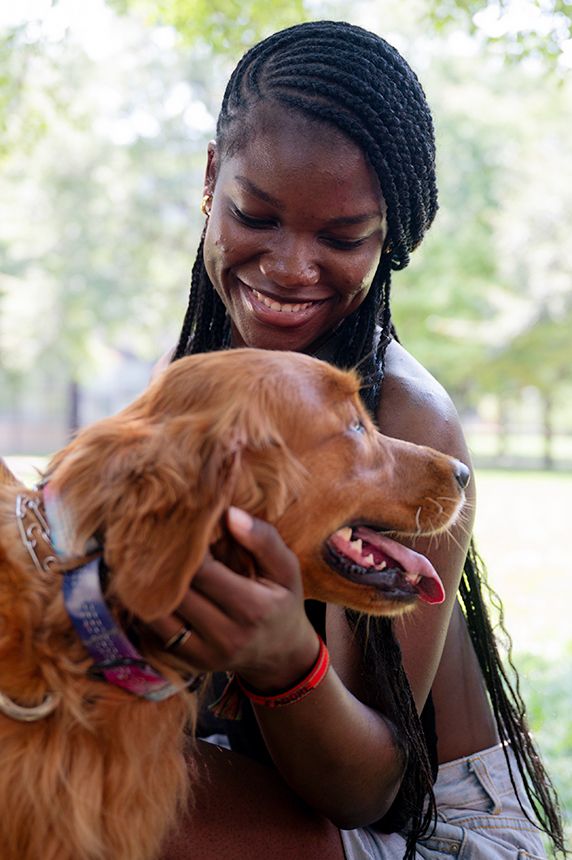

{"left": 200, "top": 194, "right": 212, "bottom": 216}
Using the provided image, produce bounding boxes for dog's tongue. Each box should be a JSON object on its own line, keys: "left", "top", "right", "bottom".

{"left": 354, "top": 526, "right": 445, "bottom": 605}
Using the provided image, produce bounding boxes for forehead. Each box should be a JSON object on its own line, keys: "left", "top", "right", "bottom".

{"left": 218, "top": 103, "right": 383, "bottom": 212}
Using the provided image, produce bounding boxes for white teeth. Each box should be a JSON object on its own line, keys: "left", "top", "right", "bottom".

{"left": 252, "top": 288, "right": 312, "bottom": 313}
{"left": 349, "top": 538, "right": 363, "bottom": 553}
{"left": 338, "top": 527, "right": 352, "bottom": 542}
{"left": 405, "top": 573, "right": 421, "bottom": 585}
{"left": 363, "top": 553, "right": 375, "bottom": 567}
{"left": 376, "top": 561, "right": 387, "bottom": 570}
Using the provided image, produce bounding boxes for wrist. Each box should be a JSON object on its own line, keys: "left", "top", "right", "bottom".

{"left": 237, "top": 632, "right": 321, "bottom": 694}
{"left": 237, "top": 636, "right": 329, "bottom": 708}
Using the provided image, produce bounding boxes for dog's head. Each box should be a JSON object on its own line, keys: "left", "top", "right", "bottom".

{"left": 46, "top": 349, "right": 467, "bottom": 621}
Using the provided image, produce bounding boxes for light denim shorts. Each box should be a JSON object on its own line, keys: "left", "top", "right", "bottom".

{"left": 340, "top": 743, "right": 547, "bottom": 859}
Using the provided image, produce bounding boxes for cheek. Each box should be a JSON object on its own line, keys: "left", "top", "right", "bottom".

{"left": 360, "top": 247, "right": 383, "bottom": 286}
{"left": 337, "top": 249, "right": 382, "bottom": 300}
{"left": 204, "top": 218, "right": 257, "bottom": 275}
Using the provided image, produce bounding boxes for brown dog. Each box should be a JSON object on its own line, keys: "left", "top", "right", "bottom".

{"left": 0, "top": 349, "right": 468, "bottom": 860}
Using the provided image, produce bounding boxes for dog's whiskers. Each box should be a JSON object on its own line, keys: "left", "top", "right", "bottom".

{"left": 423, "top": 497, "right": 445, "bottom": 518}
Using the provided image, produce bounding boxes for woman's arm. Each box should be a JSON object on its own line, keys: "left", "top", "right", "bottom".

{"left": 374, "top": 340, "right": 476, "bottom": 712}
{"left": 151, "top": 511, "right": 406, "bottom": 828}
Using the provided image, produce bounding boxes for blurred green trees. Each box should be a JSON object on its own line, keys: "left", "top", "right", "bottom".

{"left": 105, "top": 0, "right": 572, "bottom": 64}
{"left": 0, "top": 0, "right": 571, "bottom": 452}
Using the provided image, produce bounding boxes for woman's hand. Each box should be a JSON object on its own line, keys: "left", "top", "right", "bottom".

{"left": 151, "top": 507, "right": 320, "bottom": 691}
{"left": 151, "top": 507, "right": 405, "bottom": 827}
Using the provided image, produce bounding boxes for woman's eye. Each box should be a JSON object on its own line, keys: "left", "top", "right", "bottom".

{"left": 231, "top": 206, "right": 276, "bottom": 229}
{"left": 324, "top": 236, "right": 367, "bottom": 251}
{"left": 350, "top": 418, "right": 366, "bottom": 434}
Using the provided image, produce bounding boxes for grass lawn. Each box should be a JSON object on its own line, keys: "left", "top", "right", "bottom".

{"left": 473, "top": 469, "right": 571, "bottom": 659}
{"left": 472, "top": 470, "right": 572, "bottom": 852}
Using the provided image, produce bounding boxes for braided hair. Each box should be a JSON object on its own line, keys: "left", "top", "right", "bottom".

{"left": 173, "top": 21, "right": 564, "bottom": 857}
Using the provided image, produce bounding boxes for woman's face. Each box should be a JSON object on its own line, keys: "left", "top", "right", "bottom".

{"left": 203, "top": 106, "right": 387, "bottom": 352}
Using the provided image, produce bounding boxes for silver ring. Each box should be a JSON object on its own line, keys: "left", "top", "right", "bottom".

{"left": 164, "top": 625, "right": 193, "bottom": 652}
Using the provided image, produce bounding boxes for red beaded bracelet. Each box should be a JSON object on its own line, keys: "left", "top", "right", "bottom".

{"left": 236, "top": 636, "right": 330, "bottom": 709}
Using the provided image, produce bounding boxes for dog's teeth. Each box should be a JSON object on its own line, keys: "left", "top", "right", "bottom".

{"left": 405, "top": 573, "right": 421, "bottom": 585}
{"left": 376, "top": 560, "right": 387, "bottom": 570}
{"left": 338, "top": 527, "right": 352, "bottom": 542}
{"left": 363, "top": 553, "right": 375, "bottom": 566}
{"left": 350, "top": 538, "right": 363, "bottom": 553}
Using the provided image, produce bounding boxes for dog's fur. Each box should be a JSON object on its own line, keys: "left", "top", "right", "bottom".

{"left": 0, "top": 349, "right": 465, "bottom": 860}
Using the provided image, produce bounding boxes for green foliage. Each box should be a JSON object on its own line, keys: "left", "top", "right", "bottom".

{"left": 517, "top": 648, "right": 572, "bottom": 851}
{"left": 106, "top": 0, "right": 310, "bottom": 53}
{"left": 0, "top": 14, "right": 214, "bottom": 389}
{"left": 102, "top": 0, "right": 572, "bottom": 67}
{"left": 422, "top": 0, "right": 571, "bottom": 67}
{"left": 392, "top": 49, "right": 572, "bottom": 422}
{"left": 1, "top": 1, "right": 570, "bottom": 447}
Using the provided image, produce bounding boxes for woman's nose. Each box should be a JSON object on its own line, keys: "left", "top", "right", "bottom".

{"left": 259, "top": 239, "right": 320, "bottom": 287}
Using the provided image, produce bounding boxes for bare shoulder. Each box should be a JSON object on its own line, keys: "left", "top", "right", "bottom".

{"left": 378, "top": 340, "right": 469, "bottom": 463}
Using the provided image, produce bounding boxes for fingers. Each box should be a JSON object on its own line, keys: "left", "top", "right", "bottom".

{"left": 149, "top": 593, "right": 242, "bottom": 672}
{"left": 226, "top": 507, "right": 300, "bottom": 589}
{"left": 147, "top": 509, "right": 309, "bottom": 677}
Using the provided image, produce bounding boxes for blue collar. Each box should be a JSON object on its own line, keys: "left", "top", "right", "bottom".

{"left": 43, "top": 486, "right": 202, "bottom": 701}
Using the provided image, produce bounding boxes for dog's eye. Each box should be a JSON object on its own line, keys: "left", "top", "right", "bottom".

{"left": 350, "top": 417, "right": 366, "bottom": 434}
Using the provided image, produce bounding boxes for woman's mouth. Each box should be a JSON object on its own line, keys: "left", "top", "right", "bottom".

{"left": 250, "top": 288, "right": 316, "bottom": 314}
{"left": 239, "top": 281, "right": 329, "bottom": 327}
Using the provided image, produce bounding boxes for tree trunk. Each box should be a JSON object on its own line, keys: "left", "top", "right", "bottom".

{"left": 541, "top": 389, "right": 554, "bottom": 471}
{"left": 67, "top": 378, "right": 81, "bottom": 438}
{"left": 496, "top": 395, "right": 509, "bottom": 461}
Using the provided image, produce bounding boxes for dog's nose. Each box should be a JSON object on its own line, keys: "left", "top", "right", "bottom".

{"left": 454, "top": 461, "right": 471, "bottom": 490}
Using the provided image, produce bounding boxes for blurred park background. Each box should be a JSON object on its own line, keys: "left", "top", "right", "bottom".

{"left": 1, "top": 0, "right": 571, "bottom": 850}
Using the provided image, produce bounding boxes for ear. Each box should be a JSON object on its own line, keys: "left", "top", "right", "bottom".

{"left": 203, "top": 140, "right": 218, "bottom": 197}
{"left": 47, "top": 415, "right": 241, "bottom": 621}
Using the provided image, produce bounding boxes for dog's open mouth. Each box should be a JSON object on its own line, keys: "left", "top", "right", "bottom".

{"left": 325, "top": 525, "right": 445, "bottom": 605}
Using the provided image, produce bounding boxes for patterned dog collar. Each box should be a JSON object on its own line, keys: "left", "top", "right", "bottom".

{"left": 63, "top": 559, "right": 200, "bottom": 701}
{"left": 42, "top": 485, "right": 203, "bottom": 702}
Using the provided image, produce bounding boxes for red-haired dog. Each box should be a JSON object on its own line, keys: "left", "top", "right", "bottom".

{"left": 0, "top": 349, "right": 468, "bottom": 860}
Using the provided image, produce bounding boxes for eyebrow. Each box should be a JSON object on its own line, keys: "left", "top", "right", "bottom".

{"left": 234, "top": 175, "right": 383, "bottom": 226}
{"left": 235, "top": 176, "right": 282, "bottom": 207}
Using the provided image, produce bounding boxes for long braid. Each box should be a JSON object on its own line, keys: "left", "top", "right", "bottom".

{"left": 173, "top": 232, "right": 230, "bottom": 359}
{"left": 459, "top": 546, "right": 565, "bottom": 853}
{"left": 173, "top": 20, "right": 564, "bottom": 855}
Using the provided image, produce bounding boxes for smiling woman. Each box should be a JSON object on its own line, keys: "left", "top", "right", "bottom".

{"left": 159, "top": 19, "right": 564, "bottom": 860}
{"left": 200, "top": 105, "right": 386, "bottom": 353}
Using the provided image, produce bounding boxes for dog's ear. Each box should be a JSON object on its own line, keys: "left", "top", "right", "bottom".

{"left": 47, "top": 374, "right": 307, "bottom": 622}
{"left": 47, "top": 415, "right": 242, "bottom": 621}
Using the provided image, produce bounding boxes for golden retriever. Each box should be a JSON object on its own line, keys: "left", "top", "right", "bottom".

{"left": 0, "top": 349, "right": 468, "bottom": 860}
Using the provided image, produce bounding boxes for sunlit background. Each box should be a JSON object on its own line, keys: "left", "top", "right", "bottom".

{"left": 1, "top": 0, "right": 571, "bottom": 850}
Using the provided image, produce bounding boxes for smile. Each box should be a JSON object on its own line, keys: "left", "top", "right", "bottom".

{"left": 251, "top": 289, "right": 315, "bottom": 313}
{"left": 243, "top": 284, "right": 327, "bottom": 316}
